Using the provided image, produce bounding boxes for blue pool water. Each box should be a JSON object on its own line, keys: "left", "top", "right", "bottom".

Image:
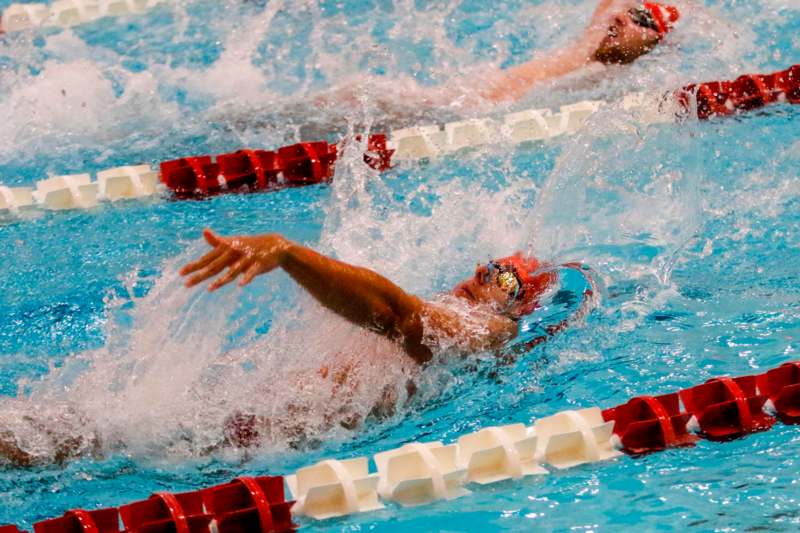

{"left": 1, "top": 0, "right": 799, "bottom": 530}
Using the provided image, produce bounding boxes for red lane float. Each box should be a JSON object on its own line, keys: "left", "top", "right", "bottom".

{"left": 677, "top": 64, "right": 800, "bottom": 120}
{"left": 604, "top": 363, "right": 800, "bottom": 453}
{"left": 201, "top": 476, "right": 295, "bottom": 533}
{"left": 602, "top": 393, "right": 697, "bottom": 453}
{"left": 160, "top": 135, "right": 392, "bottom": 198}
{"left": 119, "top": 491, "right": 213, "bottom": 533}
{"left": 33, "top": 509, "right": 119, "bottom": 533}
{"left": 607, "top": 365, "right": 800, "bottom": 452}
{"left": 160, "top": 142, "right": 337, "bottom": 197}
{"left": 679, "top": 375, "right": 775, "bottom": 440}
{"left": 22, "top": 476, "right": 295, "bottom": 533}
{"left": 756, "top": 362, "right": 800, "bottom": 424}
{"left": 218, "top": 150, "right": 282, "bottom": 191}
{"left": 357, "top": 134, "right": 394, "bottom": 172}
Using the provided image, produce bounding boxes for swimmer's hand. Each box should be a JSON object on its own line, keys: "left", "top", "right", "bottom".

{"left": 180, "top": 229, "right": 290, "bottom": 291}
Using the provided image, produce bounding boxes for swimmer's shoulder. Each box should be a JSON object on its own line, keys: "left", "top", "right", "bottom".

{"left": 419, "top": 297, "right": 518, "bottom": 354}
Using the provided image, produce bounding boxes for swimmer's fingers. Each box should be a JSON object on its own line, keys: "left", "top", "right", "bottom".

{"left": 202, "top": 228, "right": 229, "bottom": 248}
{"left": 180, "top": 229, "right": 233, "bottom": 276}
{"left": 179, "top": 245, "right": 225, "bottom": 276}
{"left": 239, "top": 261, "right": 263, "bottom": 287}
{"left": 185, "top": 249, "right": 239, "bottom": 288}
{"left": 208, "top": 256, "right": 249, "bottom": 292}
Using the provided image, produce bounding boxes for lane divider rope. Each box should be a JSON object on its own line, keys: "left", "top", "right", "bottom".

{"left": 374, "top": 441, "right": 467, "bottom": 506}
{"left": 1, "top": 65, "right": 798, "bottom": 219}
{"left": 285, "top": 457, "right": 382, "bottom": 520}
{"left": 456, "top": 423, "right": 545, "bottom": 484}
{"left": 2, "top": 360, "right": 797, "bottom": 531}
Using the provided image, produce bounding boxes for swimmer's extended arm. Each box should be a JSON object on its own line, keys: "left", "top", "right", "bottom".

{"left": 180, "top": 229, "right": 516, "bottom": 363}
{"left": 478, "top": 0, "right": 631, "bottom": 102}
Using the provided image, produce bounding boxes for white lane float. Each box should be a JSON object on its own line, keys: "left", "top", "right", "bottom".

{"left": 388, "top": 124, "right": 449, "bottom": 160}
{"left": 285, "top": 458, "right": 383, "bottom": 520}
{"left": 97, "top": 164, "right": 159, "bottom": 201}
{"left": 33, "top": 173, "right": 99, "bottom": 210}
{"left": 1, "top": 3, "right": 51, "bottom": 32}
{"left": 443, "top": 118, "right": 500, "bottom": 153}
{"left": 559, "top": 100, "right": 605, "bottom": 132}
{"left": 388, "top": 98, "right": 620, "bottom": 160}
{"left": 0, "top": 186, "right": 35, "bottom": 212}
{"left": 456, "top": 423, "right": 546, "bottom": 484}
{"left": 533, "top": 407, "right": 622, "bottom": 469}
{"left": 502, "top": 107, "right": 560, "bottom": 144}
{"left": 374, "top": 441, "right": 469, "bottom": 506}
{"left": 0, "top": 164, "right": 160, "bottom": 217}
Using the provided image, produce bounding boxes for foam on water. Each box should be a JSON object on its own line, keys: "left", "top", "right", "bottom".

{"left": 163, "top": 1, "right": 283, "bottom": 108}
{"left": 1, "top": 58, "right": 173, "bottom": 155}
{"left": 1, "top": 250, "right": 428, "bottom": 462}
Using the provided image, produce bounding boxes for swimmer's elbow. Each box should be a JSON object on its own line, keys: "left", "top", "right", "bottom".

{"left": 364, "top": 290, "right": 424, "bottom": 342}
{"left": 393, "top": 302, "right": 432, "bottom": 365}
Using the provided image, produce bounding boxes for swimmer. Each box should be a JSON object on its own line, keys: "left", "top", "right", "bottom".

{"left": 175, "top": 228, "right": 589, "bottom": 448}
{"left": 320, "top": 1, "right": 681, "bottom": 110}
{"left": 221, "top": 2, "right": 681, "bottom": 139}
{"left": 478, "top": 0, "right": 681, "bottom": 102}
{"left": 0, "top": 228, "right": 591, "bottom": 465}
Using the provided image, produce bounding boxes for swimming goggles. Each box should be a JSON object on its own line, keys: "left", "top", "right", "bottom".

{"left": 628, "top": 6, "right": 660, "bottom": 32}
{"left": 483, "top": 261, "right": 523, "bottom": 303}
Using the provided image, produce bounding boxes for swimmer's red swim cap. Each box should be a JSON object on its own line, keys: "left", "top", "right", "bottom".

{"left": 643, "top": 2, "right": 680, "bottom": 35}
{"left": 492, "top": 253, "right": 557, "bottom": 317}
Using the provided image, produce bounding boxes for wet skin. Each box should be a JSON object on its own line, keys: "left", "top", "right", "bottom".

{"left": 595, "top": 10, "right": 663, "bottom": 64}
{"left": 452, "top": 263, "right": 522, "bottom": 314}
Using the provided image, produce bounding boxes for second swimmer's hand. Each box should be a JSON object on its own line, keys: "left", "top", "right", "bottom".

{"left": 180, "top": 229, "right": 290, "bottom": 291}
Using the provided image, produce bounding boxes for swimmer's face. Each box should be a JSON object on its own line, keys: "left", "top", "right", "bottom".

{"left": 594, "top": 10, "right": 662, "bottom": 65}
{"left": 452, "top": 263, "right": 522, "bottom": 315}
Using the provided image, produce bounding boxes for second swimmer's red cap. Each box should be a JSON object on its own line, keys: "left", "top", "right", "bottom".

{"left": 644, "top": 2, "right": 681, "bottom": 35}
{"left": 492, "top": 253, "right": 557, "bottom": 317}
